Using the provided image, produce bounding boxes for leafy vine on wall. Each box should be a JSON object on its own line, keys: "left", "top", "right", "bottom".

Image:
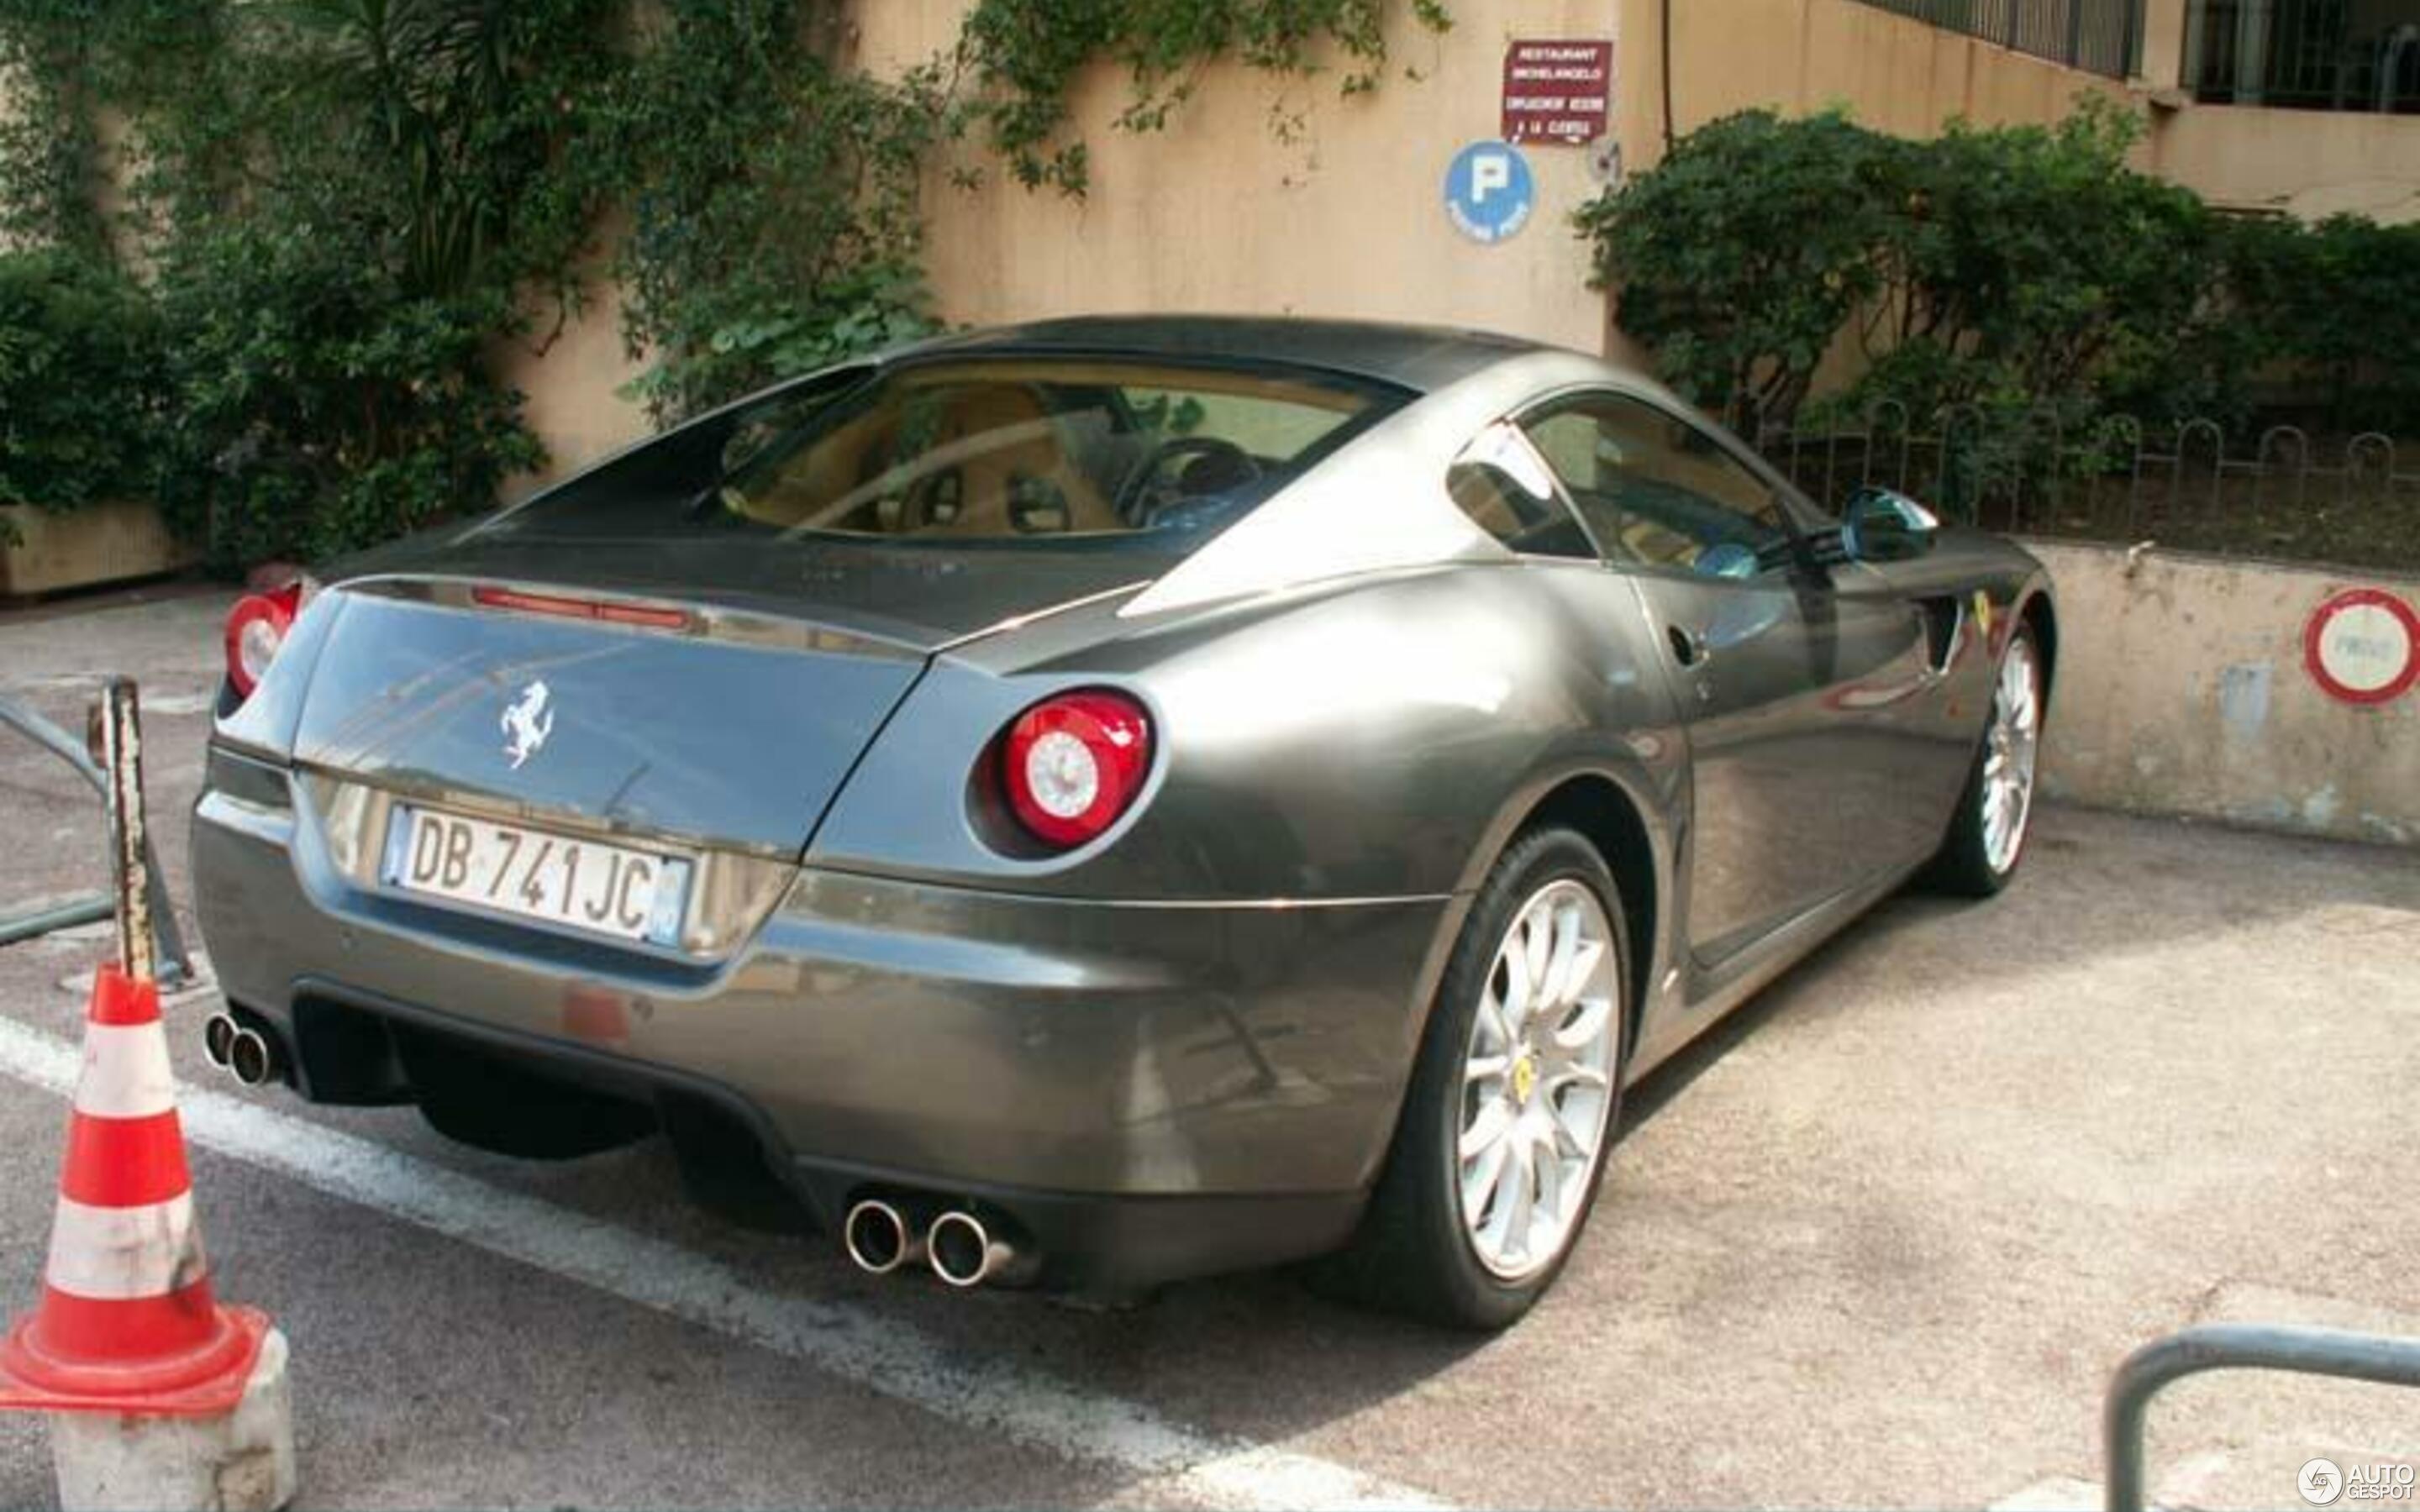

{"left": 951, "top": 0, "right": 1451, "bottom": 193}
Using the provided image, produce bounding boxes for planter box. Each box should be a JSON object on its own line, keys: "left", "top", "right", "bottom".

{"left": 0, "top": 499, "right": 197, "bottom": 599}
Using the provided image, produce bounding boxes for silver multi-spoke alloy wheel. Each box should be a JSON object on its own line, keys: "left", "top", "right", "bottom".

{"left": 1981, "top": 633, "right": 2042, "bottom": 874}
{"left": 1457, "top": 878, "right": 1621, "bottom": 1281}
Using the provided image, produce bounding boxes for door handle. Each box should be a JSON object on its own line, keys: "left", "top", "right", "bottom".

{"left": 1666, "top": 623, "right": 1711, "bottom": 669}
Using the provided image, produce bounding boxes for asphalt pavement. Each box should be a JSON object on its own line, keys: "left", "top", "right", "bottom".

{"left": 1, "top": 588, "right": 2413, "bottom": 1509}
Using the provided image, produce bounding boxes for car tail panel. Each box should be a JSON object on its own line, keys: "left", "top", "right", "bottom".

{"left": 290, "top": 581, "right": 926, "bottom": 859}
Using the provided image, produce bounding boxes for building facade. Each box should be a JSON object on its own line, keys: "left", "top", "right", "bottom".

{"left": 504, "top": 0, "right": 2420, "bottom": 487}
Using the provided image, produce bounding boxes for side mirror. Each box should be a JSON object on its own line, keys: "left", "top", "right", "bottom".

{"left": 1840, "top": 486, "right": 1939, "bottom": 564}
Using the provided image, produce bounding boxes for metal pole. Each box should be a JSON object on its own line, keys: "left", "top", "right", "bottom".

{"left": 2105, "top": 1323, "right": 2420, "bottom": 1512}
{"left": 96, "top": 679, "right": 154, "bottom": 984}
{"left": 0, "top": 692, "right": 188, "bottom": 983}
{"left": 0, "top": 895, "right": 115, "bottom": 947}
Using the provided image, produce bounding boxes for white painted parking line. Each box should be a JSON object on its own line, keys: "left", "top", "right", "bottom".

{"left": 0, "top": 1014, "right": 1444, "bottom": 1512}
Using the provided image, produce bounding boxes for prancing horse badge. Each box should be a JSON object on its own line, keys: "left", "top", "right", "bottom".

{"left": 502, "top": 680, "right": 555, "bottom": 769}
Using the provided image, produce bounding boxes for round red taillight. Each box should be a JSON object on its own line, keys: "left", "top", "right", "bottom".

{"left": 999, "top": 690, "right": 1153, "bottom": 849}
{"left": 223, "top": 585, "right": 302, "bottom": 699}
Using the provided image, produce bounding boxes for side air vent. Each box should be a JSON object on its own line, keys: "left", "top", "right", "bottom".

{"left": 1917, "top": 596, "right": 1963, "bottom": 674}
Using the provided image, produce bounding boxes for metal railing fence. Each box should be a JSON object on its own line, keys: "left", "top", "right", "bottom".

{"left": 2105, "top": 1323, "right": 2420, "bottom": 1512}
{"left": 1754, "top": 402, "right": 2420, "bottom": 572}
{"left": 1849, "top": 0, "right": 2144, "bottom": 78}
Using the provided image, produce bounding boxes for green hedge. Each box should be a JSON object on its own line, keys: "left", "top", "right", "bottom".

{"left": 151, "top": 225, "right": 543, "bottom": 568}
{"left": 0, "top": 250, "right": 160, "bottom": 521}
{"left": 2223, "top": 213, "right": 2420, "bottom": 438}
{"left": 1577, "top": 100, "right": 2420, "bottom": 442}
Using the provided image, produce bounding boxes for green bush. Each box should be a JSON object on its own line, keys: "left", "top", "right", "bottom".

{"left": 0, "top": 0, "right": 597, "bottom": 567}
{"left": 1576, "top": 109, "right": 1902, "bottom": 430}
{"left": 1855, "top": 102, "right": 2224, "bottom": 426}
{"left": 153, "top": 225, "right": 541, "bottom": 568}
{"left": 601, "top": 0, "right": 939, "bottom": 423}
{"left": 0, "top": 249, "right": 161, "bottom": 521}
{"left": 2227, "top": 213, "right": 2420, "bottom": 437}
{"left": 1580, "top": 100, "right": 2419, "bottom": 444}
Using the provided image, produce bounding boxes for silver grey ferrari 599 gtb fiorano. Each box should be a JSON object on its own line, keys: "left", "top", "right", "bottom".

{"left": 192, "top": 316, "right": 2053, "bottom": 1328}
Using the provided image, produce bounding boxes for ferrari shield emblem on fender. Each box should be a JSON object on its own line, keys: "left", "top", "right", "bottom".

{"left": 502, "top": 680, "right": 555, "bottom": 769}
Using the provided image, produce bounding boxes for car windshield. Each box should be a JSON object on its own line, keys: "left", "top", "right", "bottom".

{"left": 489, "top": 357, "right": 1403, "bottom": 554}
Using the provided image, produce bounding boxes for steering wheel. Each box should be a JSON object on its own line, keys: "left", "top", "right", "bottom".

{"left": 1114, "top": 436, "right": 1262, "bottom": 525}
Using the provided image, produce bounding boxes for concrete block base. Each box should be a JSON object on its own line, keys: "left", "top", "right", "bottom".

{"left": 48, "top": 1328, "right": 296, "bottom": 1512}
{"left": 2024, "top": 541, "right": 2420, "bottom": 845}
{"left": 0, "top": 500, "right": 197, "bottom": 599}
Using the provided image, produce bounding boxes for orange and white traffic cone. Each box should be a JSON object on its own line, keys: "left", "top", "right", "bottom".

{"left": 0, "top": 964, "right": 295, "bottom": 1511}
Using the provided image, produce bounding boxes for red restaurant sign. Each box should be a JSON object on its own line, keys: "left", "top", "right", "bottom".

{"left": 1501, "top": 39, "right": 1613, "bottom": 146}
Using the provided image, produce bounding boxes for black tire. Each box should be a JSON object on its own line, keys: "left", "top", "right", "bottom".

{"left": 1922, "top": 622, "right": 2043, "bottom": 898}
{"left": 1311, "top": 826, "right": 1629, "bottom": 1330}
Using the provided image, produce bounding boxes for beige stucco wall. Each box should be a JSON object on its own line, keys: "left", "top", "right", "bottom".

{"left": 506, "top": 0, "right": 1657, "bottom": 491}
{"left": 1652, "top": 0, "right": 2130, "bottom": 154}
{"left": 487, "top": 0, "right": 2417, "bottom": 494}
{"left": 850, "top": 0, "right": 1629, "bottom": 348}
{"left": 854, "top": 0, "right": 2135, "bottom": 339}
{"left": 2149, "top": 105, "right": 2420, "bottom": 223}
{"left": 2029, "top": 542, "right": 2420, "bottom": 845}
{"left": 852, "top": 0, "right": 2140, "bottom": 392}
{"left": 492, "top": 228, "right": 652, "bottom": 496}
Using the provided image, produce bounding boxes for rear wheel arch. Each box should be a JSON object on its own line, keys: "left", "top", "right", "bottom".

{"left": 1323, "top": 816, "right": 1644, "bottom": 1326}
{"left": 1365, "top": 764, "right": 1668, "bottom": 1190}
{"left": 1503, "top": 774, "right": 1661, "bottom": 1058}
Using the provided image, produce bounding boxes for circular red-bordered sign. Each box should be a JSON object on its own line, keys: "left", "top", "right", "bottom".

{"left": 2303, "top": 588, "right": 2420, "bottom": 706}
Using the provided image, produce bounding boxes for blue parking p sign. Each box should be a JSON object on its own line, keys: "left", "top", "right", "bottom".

{"left": 1445, "top": 140, "right": 1535, "bottom": 245}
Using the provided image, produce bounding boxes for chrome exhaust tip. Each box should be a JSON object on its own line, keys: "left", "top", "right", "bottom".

{"left": 842, "top": 1199, "right": 921, "bottom": 1276}
{"left": 227, "top": 1026, "right": 280, "bottom": 1087}
{"left": 928, "top": 1209, "right": 1019, "bottom": 1289}
{"left": 203, "top": 1013, "right": 237, "bottom": 1068}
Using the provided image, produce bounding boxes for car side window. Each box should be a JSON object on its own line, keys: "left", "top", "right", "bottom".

{"left": 1518, "top": 394, "right": 1796, "bottom": 580}
{"left": 1444, "top": 421, "right": 1598, "bottom": 561}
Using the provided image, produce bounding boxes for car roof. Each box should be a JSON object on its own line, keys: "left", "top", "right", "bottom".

{"left": 905, "top": 314, "right": 1559, "bottom": 394}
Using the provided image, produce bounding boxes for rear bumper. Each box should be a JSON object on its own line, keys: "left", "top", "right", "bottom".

{"left": 192, "top": 751, "right": 1455, "bottom": 1289}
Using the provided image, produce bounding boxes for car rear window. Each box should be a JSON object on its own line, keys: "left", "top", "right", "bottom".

{"left": 489, "top": 357, "right": 1405, "bottom": 554}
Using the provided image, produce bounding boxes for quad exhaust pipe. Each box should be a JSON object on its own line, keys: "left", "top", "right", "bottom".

{"left": 843, "top": 1197, "right": 1030, "bottom": 1289}
{"left": 926, "top": 1209, "right": 1021, "bottom": 1289}
{"left": 202, "top": 1012, "right": 283, "bottom": 1088}
{"left": 841, "top": 1198, "right": 926, "bottom": 1276}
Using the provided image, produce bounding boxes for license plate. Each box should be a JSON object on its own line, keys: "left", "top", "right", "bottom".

{"left": 381, "top": 806, "right": 692, "bottom": 947}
